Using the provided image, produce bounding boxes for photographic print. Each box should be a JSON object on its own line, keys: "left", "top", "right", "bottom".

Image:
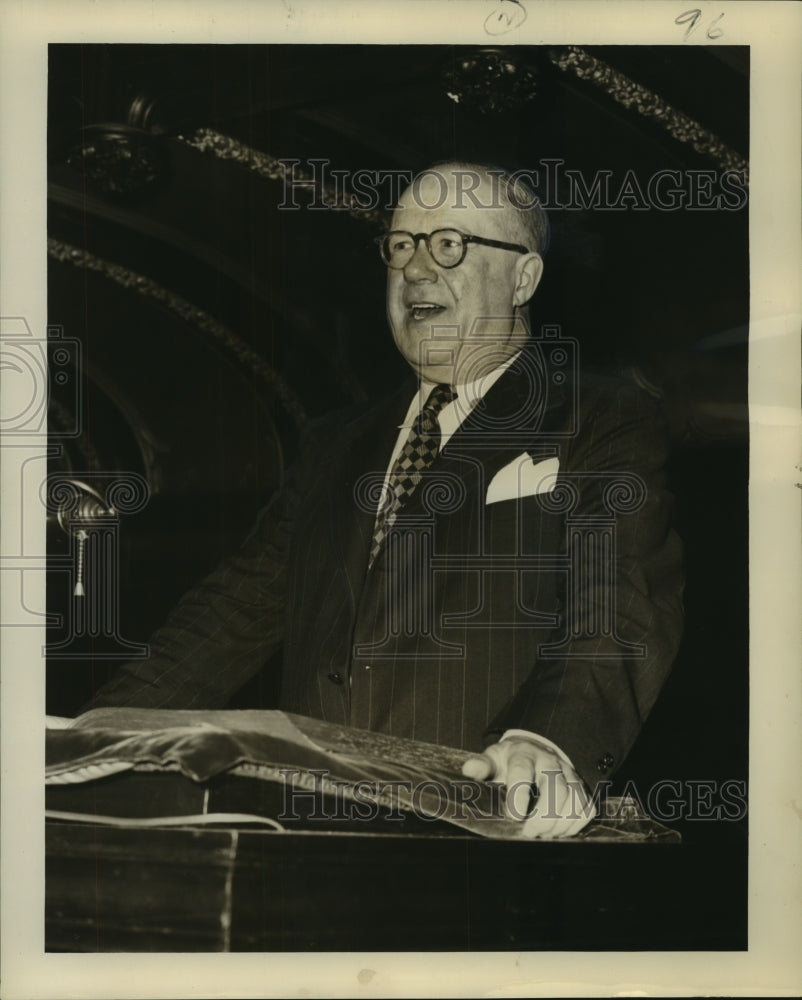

{"left": 1, "top": 2, "right": 800, "bottom": 997}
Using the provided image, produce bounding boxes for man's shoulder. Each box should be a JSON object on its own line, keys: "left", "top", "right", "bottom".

{"left": 306, "top": 377, "right": 415, "bottom": 441}
{"left": 289, "top": 377, "right": 415, "bottom": 471}
{"left": 491, "top": 345, "right": 664, "bottom": 439}
{"left": 574, "top": 363, "right": 662, "bottom": 407}
{"left": 572, "top": 364, "right": 667, "bottom": 428}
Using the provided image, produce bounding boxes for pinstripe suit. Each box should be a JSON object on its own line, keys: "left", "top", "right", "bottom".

{"left": 92, "top": 342, "right": 683, "bottom": 790}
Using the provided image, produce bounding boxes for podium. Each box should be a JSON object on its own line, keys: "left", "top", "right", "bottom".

{"left": 45, "top": 709, "right": 747, "bottom": 952}
{"left": 46, "top": 820, "right": 746, "bottom": 951}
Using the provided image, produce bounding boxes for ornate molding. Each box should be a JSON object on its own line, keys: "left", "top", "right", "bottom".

{"left": 67, "top": 124, "right": 169, "bottom": 199}
{"left": 176, "top": 127, "right": 384, "bottom": 224}
{"left": 47, "top": 238, "right": 309, "bottom": 430}
{"left": 442, "top": 48, "right": 539, "bottom": 114}
{"left": 548, "top": 47, "right": 748, "bottom": 175}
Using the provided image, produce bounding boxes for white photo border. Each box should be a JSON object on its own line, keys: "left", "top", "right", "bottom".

{"left": 1, "top": 1, "right": 800, "bottom": 997}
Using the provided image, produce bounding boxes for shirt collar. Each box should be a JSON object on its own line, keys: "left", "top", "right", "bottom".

{"left": 398, "top": 350, "right": 523, "bottom": 444}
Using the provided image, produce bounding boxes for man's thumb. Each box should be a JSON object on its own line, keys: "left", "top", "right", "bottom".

{"left": 461, "top": 755, "right": 493, "bottom": 780}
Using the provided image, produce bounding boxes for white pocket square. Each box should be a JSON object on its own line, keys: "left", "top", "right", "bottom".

{"left": 486, "top": 455, "right": 560, "bottom": 505}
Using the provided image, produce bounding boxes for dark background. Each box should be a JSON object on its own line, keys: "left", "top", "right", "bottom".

{"left": 45, "top": 44, "right": 749, "bottom": 830}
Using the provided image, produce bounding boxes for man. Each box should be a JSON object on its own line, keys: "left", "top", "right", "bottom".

{"left": 91, "top": 162, "right": 683, "bottom": 837}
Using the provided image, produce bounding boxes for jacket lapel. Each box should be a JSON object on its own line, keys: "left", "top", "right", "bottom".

{"left": 439, "top": 340, "right": 570, "bottom": 500}
{"left": 327, "top": 379, "right": 415, "bottom": 598}
{"left": 332, "top": 339, "right": 573, "bottom": 580}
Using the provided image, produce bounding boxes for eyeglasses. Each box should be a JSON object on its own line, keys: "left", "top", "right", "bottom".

{"left": 375, "top": 229, "right": 531, "bottom": 269}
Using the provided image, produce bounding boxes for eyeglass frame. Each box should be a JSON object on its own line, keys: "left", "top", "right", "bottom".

{"left": 375, "top": 228, "right": 532, "bottom": 270}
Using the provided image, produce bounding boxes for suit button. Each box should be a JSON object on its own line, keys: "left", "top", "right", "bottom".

{"left": 597, "top": 752, "right": 615, "bottom": 773}
{"left": 327, "top": 672, "right": 344, "bottom": 685}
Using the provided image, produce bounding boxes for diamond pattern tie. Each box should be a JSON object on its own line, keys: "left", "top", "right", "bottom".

{"left": 368, "top": 383, "right": 457, "bottom": 569}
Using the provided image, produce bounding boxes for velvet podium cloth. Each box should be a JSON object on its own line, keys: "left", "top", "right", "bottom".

{"left": 47, "top": 708, "right": 680, "bottom": 842}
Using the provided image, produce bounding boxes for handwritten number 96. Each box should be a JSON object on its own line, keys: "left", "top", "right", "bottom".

{"left": 676, "top": 9, "right": 725, "bottom": 41}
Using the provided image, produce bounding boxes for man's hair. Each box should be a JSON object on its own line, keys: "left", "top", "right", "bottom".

{"left": 422, "top": 160, "right": 550, "bottom": 255}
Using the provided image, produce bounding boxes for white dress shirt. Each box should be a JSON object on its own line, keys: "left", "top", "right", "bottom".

{"left": 376, "top": 351, "right": 578, "bottom": 777}
{"left": 383, "top": 351, "right": 520, "bottom": 478}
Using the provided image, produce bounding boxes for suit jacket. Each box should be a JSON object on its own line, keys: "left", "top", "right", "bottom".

{"left": 92, "top": 340, "right": 684, "bottom": 790}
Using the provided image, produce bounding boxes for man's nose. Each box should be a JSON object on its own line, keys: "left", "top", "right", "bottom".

{"left": 403, "top": 237, "right": 438, "bottom": 281}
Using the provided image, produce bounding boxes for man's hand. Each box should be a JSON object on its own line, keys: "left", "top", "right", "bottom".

{"left": 462, "top": 736, "right": 595, "bottom": 838}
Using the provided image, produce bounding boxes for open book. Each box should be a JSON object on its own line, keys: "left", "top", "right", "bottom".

{"left": 46, "top": 708, "right": 679, "bottom": 842}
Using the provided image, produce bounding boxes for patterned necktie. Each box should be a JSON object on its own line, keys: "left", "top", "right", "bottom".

{"left": 368, "top": 383, "right": 457, "bottom": 569}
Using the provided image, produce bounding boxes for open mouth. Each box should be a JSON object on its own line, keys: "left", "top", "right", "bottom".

{"left": 408, "top": 303, "right": 446, "bottom": 322}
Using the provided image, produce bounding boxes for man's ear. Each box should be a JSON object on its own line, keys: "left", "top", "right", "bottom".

{"left": 513, "top": 253, "right": 544, "bottom": 307}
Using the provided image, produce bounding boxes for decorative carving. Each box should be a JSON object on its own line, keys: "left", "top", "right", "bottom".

{"left": 548, "top": 47, "right": 748, "bottom": 175}
{"left": 442, "top": 48, "right": 539, "bottom": 114}
{"left": 47, "top": 239, "right": 309, "bottom": 430}
{"left": 176, "top": 128, "right": 384, "bottom": 224}
{"left": 67, "top": 124, "right": 168, "bottom": 199}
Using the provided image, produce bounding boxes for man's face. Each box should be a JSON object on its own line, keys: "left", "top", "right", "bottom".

{"left": 386, "top": 169, "right": 542, "bottom": 385}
